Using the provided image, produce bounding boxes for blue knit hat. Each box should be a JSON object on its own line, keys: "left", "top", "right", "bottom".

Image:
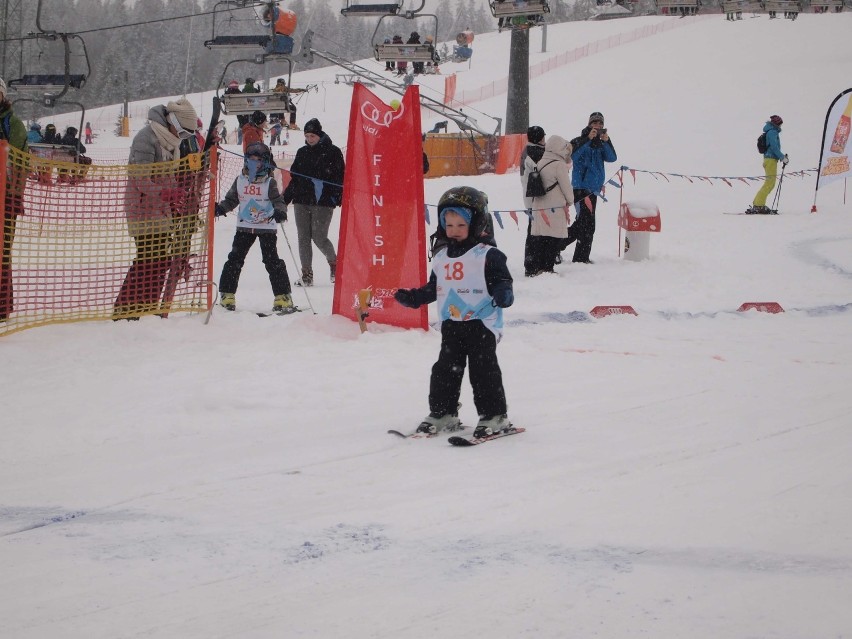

{"left": 440, "top": 206, "right": 473, "bottom": 229}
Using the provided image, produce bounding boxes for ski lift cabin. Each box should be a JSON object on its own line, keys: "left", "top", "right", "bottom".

{"left": 340, "top": 1, "right": 404, "bottom": 17}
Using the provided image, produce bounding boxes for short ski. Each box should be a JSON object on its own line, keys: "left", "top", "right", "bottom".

{"left": 256, "top": 308, "right": 302, "bottom": 317}
{"left": 723, "top": 210, "right": 778, "bottom": 216}
{"left": 388, "top": 424, "right": 466, "bottom": 439}
{"left": 448, "top": 427, "right": 526, "bottom": 447}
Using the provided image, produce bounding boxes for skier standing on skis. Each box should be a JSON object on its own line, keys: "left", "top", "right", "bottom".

{"left": 394, "top": 186, "right": 514, "bottom": 439}
{"left": 748, "top": 115, "right": 787, "bottom": 215}
{"left": 214, "top": 142, "right": 295, "bottom": 315}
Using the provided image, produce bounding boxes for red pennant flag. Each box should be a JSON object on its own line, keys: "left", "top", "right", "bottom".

{"left": 509, "top": 210, "right": 519, "bottom": 226}
{"left": 332, "top": 84, "right": 428, "bottom": 330}
{"left": 722, "top": 178, "right": 732, "bottom": 187}
{"left": 541, "top": 211, "right": 551, "bottom": 226}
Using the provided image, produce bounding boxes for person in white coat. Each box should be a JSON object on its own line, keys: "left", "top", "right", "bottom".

{"left": 520, "top": 134, "right": 574, "bottom": 276}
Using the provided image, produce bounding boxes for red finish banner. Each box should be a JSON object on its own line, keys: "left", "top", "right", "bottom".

{"left": 332, "top": 84, "right": 428, "bottom": 330}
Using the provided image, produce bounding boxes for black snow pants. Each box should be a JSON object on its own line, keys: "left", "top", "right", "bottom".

{"left": 219, "top": 229, "right": 291, "bottom": 296}
{"left": 429, "top": 320, "right": 507, "bottom": 418}
{"left": 563, "top": 189, "right": 597, "bottom": 263}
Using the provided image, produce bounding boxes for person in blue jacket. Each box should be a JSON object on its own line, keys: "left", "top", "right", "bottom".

{"left": 27, "top": 122, "right": 43, "bottom": 144}
{"left": 747, "top": 115, "right": 787, "bottom": 214}
{"left": 564, "top": 111, "right": 617, "bottom": 264}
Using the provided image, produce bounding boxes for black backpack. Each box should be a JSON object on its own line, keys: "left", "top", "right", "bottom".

{"left": 525, "top": 160, "right": 558, "bottom": 198}
{"left": 757, "top": 132, "right": 768, "bottom": 154}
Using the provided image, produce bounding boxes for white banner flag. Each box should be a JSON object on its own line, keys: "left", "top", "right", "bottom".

{"left": 817, "top": 88, "right": 852, "bottom": 190}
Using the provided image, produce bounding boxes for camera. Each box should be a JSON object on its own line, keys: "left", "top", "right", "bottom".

{"left": 600, "top": 128, "right": 607, "bottom": 135}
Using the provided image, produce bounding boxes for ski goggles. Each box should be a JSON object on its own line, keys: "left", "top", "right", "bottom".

{"left": 167, "top": 112, "right": 197, "bottom": 140}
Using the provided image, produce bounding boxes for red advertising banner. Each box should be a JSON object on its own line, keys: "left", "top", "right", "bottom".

{"left": 443, "top": 74, "right": 457, "bottom": 106}
{"left": 332, "top": 84, "right": 428, "bottom": 330}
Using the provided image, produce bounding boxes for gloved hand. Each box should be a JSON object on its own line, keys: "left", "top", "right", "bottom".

{"left": 394, "top": 288, "right": 419, "bottom": 308}
{"left": 214, "top": 204, "right": 227, "bottom": 218}
{"left": 492, "top": 286, "right": 514, "bottom": 309}
{"left": 272, "top": 206, "right": 287, "bottom": 223}
{"left": 160, "top": 187, "right": 185, "bottom": 204}
{"left": 782, "top": 154, "right": 789, "bottom": 166}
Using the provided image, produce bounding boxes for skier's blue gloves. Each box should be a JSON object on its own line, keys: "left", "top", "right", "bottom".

{"left": 272, "top": 206, "right": 287, "bottom": 223}
{"left": 394, "top": 288, "right": 418, "bottom": 308}
{"left": 214, "top": 204, "right": 227, "bottom": 218}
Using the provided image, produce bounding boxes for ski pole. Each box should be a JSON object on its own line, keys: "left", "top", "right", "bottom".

{"left": 279, "top": 222, "right": 316, "bottom": 314}
{"left": 772, "top": 161, "right": 787, "bottom": 212}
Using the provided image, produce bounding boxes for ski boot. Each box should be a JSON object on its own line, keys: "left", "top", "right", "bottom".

{"left": 295, "top": 267, "right": 313, "bottom": 287}
{"left": 272, "top": 294, "right": 297, "bottom": 315}
{"left": 416, "top": 412, "right": 462, "bottom": 435}
{"left": 220, "top": 293, "right": 236, "bottom": 311}
{"left": 473, "top": 415, "right": 512, "bottom": 439}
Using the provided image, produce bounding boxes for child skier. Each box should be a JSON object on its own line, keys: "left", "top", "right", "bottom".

{"left": 394, "top": 186, "right": 515, "bottom": 438}
{"left": 214, "top": 142, "right": 296, "bottom": 314}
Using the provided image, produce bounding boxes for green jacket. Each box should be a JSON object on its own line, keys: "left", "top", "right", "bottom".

{"left": 0, "top": 105, "right": 29, "bottom": 152}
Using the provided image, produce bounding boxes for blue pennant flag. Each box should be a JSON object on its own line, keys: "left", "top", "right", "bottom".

{"left": 493, "top": 211, "right": 504, "bottom": 229}
{"left": 424, "top": 204, "right": 430, "bottom": 225}
{"left": 311, "top": 177, "right": 324, "bottom": 203}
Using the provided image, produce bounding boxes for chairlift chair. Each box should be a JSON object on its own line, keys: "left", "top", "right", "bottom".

{"left": 340, "top": 1, "right": 404, "bottom": 17}
{"left": 204, "top": 1, "right": 294, "bottom": 55}
{"left": 490, "top": 0, "right": 551, "bottom": 18}
{"left": 216, "top": 56, "right": 295, "bottom": 116}
{"left": 8, "top": 32, "right": 90, "bottom": 107}
{"left": 371, "top": 12, "right": 440, "bottom": 64}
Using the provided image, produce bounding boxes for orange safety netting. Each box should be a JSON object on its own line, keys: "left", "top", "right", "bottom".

{"left": 0, "top": 142, "right": 216, "bottom": 336}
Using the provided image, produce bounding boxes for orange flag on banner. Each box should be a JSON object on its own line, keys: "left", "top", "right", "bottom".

{"left": 332, "top": 84, "right": 428, "bottom": 330}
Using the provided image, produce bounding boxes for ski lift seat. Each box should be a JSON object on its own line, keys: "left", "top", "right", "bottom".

{"left": 340, "top": 2, "right": 403, "bottom": 16}
{"left": 204, "top": 35, "right": 272, "bottom": 49}
{"left": 763, "top": 0, "right": 800, "bottom": 10}
{"left": 374, "top": 43, "right": 437, "bottom": 63}
{"left": 221, "top": 91, "right": 291, "bottom": 115}
{"left": 654, "top": 0, "right": 698, "bottom": 9}
{"left": 9, "top": 74, "right": 86, "bottom": 92}
{"left": 490, "top": 0, "right": 551, "bottom": 18}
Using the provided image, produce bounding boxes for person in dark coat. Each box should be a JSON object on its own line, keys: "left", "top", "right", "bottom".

{"left": 282, "top": 118, "right": 345, "bottom": 286}
{"left": 57, "top": 126, "right": 87, "bottom": 184}
{"left": 564, "top": 111, "right": 617, "bottom": 264}
{"left": 42, "top": 123, "right": 59, "bottom": 144}
{"left": 408, "top": 31, "right": 424, "bottom": 74}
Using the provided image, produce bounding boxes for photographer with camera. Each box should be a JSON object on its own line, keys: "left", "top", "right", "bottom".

{"left": 564, "top": 111, "right": 617, "bottom": 264}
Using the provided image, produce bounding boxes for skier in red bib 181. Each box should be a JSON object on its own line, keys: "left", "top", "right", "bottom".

{"left": 394, "top": 186, "right": 515, "bottom": 439}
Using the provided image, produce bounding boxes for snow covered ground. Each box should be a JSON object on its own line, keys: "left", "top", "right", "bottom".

{"left": 2, "top": 13, "right": 852, "bottom": 639}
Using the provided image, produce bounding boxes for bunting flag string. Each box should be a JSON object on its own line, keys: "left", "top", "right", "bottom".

{"left": 416, "top": 164, "right": 821, "bottom": 235}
